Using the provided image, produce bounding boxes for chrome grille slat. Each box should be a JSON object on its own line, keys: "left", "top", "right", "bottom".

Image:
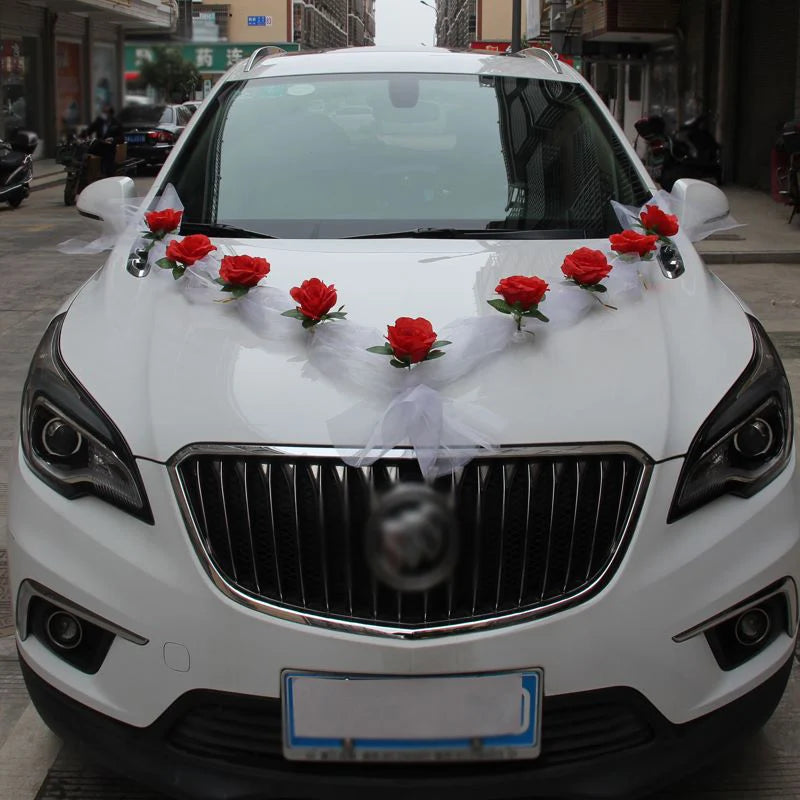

{"left": 176, "top": 449, "right": 647, "bottom": 632}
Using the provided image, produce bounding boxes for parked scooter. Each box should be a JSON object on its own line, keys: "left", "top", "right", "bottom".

{"left": 634, "top": 114, "right": 722, "bottom": 191}
{"left": 773, "top": 120, "right": 800, "bottom": 223}
{"left": 0, "top": 130, "right": 37, "bottom": 208}
{"left": 56, "top": 131, "right": 142, "bottom": 206}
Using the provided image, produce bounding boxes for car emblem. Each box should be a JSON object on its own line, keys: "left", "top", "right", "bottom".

{"left": 365, "top": 483, "right": 458, "bottom": 593}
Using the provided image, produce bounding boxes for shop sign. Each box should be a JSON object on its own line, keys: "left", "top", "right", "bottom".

{"left": 125, "top": 42, "right": 299, "bottom": 74}
{"left": 247, "top": 16, "right": 272, "bottom": 26}
{"left": 469, "top": 41, "right": 511, "bottom": 53}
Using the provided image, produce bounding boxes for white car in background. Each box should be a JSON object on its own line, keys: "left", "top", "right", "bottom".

{"left": 9, "top": 47, "right": 799, "bottom": 800}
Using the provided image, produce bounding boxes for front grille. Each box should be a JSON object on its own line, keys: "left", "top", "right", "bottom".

{"left": 167, "top": 690, "right": 654, "bottom": 767}
{"left": 174, "top": 449, "right": 647, "bottom": 630}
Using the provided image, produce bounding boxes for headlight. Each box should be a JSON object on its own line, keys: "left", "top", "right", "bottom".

{"left": 20, "top": 314, "right": 153, "bottom": 524}
{"left": 668, "top": 316, "right": 793, "bottom": 523}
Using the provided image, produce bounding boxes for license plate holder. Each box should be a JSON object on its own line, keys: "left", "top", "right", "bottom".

{"left": 282, "top": 669, "right": 542, "bottom": 762}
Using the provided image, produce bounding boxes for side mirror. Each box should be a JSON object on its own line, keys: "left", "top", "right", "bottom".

{"left": 76, "top": 176, "right": 136, "bottom": 224}
{"left": 670, "top": 179, "right": 731, "bottom": 241}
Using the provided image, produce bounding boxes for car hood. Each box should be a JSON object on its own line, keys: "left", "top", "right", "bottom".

{"left": 60, "top": 236, "right": 753, "bottom": 464}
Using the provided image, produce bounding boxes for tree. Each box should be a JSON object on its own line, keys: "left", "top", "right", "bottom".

{"left": 139, "top": 47, "right": 200, "bottom": 103}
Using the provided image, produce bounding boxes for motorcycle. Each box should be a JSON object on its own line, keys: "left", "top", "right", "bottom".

{"left": 0, "top": 129, "right": 37, "bottom": 208}
{"left": 634, "top": 114, "right": 722, "bottom": 191}
{"left": 773, "top": 120, "right": 800, "bottom": 223}
{"left": 56, "top": 131, "right": 142, "bottom": 206}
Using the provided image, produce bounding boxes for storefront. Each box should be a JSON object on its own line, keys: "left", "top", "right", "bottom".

{"left": 125, "top": 42, "right": 300, "bottom": 98}
{"left": 0, "top": 0, "right": 173, "bottom": 156}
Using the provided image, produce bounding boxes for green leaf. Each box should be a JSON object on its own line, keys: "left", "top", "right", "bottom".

{"left": 425, "top": 350, "right": 446, "bottom": 360}
{"left": 281, "top": 309, "right": 305, "bottom": 319}
{"left": 301, "top": 317, "right": 318, "bottom": 329}
{"left": 432, "top": 339, "right": 451, "bottom": 348}
{"left": 530, "top": 310, "right": 549, "bottom": 322}
{"left": 230, "top": 286, "right": 249, "bottom": 299}
{"left": 487, "top": 298, "right": 512, "bottom": 314}
{"left": 213, "top": 277, "right": 226, "bottom": 286}
{"left": 142, "top": 232, "right": 157, "bottom": 241}
{"left": 582, "top": 283, "right": 607, "bottom": 294}
{"left": 390, "top": 358, "right": 409, "bottom": 369}
{"left": 156, "top": 258, "right": 174, "bottom": 270}
{"left": 172, "top": 266, "right": 184, "bottom": 280}
{"left": 325, "top": 311, "right": 348, "bottom": 319}
{"left": 366, "top": 345, "right": 393, "bottom": 355}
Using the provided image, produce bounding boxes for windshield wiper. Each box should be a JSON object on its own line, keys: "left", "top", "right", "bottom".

{"left": 346, "top": 227, "right": 587, "bottom": 240}
{"left": 180, "top": 222, "right": 278, "bottom": 239}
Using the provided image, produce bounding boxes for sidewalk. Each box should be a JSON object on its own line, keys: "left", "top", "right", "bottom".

{"left": 697, "top": 185, "right": 800, "bottom": 264}
{"left": 31, "top": 158, "right": 64, "bottom": 193}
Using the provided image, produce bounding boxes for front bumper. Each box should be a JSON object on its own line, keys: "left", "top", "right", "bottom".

{"left": 19, "top": 650, "right": 794, "bottom": 800}
{"left": 8, "top": 445, "right": 800, "bottom": 796}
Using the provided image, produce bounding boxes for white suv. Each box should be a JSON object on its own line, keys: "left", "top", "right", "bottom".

{"left": 9, "top": 47, "right": 800, "bottom": 799}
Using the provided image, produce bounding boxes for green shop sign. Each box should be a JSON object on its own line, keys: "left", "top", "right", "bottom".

{"left": 125, "top": 42, "right": 300, "bottom": 74}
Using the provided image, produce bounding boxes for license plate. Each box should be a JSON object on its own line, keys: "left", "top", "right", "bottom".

{"left": 125, "top": 134, "right": 145, "bottom": 144}
{"left": 282, "top": 669, "right": 542, "bottom": 762}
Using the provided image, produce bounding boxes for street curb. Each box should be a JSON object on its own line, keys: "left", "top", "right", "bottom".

{"left": 701, "top": 251, "right": 800, "bottom": 264}
{"left": 31, "top": 175, "right": 65, "bottom": 193}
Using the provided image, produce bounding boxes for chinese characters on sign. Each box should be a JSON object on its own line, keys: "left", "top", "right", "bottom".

{"left": 247, "top": 15, "right": 272, "bottom": 26}
{"left": 126, "top": 43, "right": 298, "bottom": 74}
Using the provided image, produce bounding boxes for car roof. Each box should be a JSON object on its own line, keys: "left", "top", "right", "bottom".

{"left": 225, "top": 46, "right": 581, "bottom": 85}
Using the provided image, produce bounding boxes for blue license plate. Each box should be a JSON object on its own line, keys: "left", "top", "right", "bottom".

{"left": 125, "top": 134, "right": 145, "bottom": 144}
{"left": 282, "top": 669, "right": 542, "bottom": 762}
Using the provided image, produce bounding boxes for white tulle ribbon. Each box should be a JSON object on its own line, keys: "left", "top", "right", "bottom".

{"left": 57, "top": 183, "right": 185, "bottom": 257}
{"left": 612, "top": 188, "right": 743, "bottom": 243}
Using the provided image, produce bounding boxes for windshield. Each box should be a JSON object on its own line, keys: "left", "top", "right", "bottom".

{"left": 119, "top": 105, "right": 170, "bottom": 126}
{"left": 166, "top": 73, "right": 650, "bottom": 238}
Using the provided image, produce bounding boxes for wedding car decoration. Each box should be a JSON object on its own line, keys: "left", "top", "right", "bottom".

{"left": 282, "top": 278, "right": 347, "bottom": 328}
{"left": 367, "top": 317, "right": 451, "bottom": 368}
{"left": 215, "top": 254, "right": 271, "bottom": 299}
{"left": 488, "top": 275, "right": 550, "bottom": 331}
{"left": 156, "top": 234, "right": 217, "bottom": 280}
{"left": 609, "top": 229, "right": 659, "bottom": 259}
{"left": 142, "top": 208, "right": 182, "bottom": 247}
{"left": 561, "top": 247, "right": 617, "bottom": 310}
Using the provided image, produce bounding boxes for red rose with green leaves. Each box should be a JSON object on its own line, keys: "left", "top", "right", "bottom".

{"left": 156, "top": 234, "right": 217, "bottom": 279}
{"left": 561, "top": 247, "right": 611, "bottom": 286}
{"left": 144, "top": 209, "right": 182, "bottom": 238}
{"left": 609, "top": 229, "right": 659, "bottom": 258}
{"left": 494, "top": 275, "right": 549, "bottom": 310}
{"left": 368, "top": 317, "right": 450, "bottom": 368}
{"left": 165, "top": 234, "right": 216, "bottom": 266}
{"left": 640, "top": 205, "right": 679, "bottom": 238}
{"left": 218, "top": 255, "right": 270, "bottom": 290}
{"left": 488, "top": 275, "right": 550, "bottom": 332}
{"left": 282, "top": 278, "right": 347, "bottom": 327}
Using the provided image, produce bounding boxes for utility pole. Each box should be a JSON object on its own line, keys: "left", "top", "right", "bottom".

{"left": 511, "top": 0, "right": 522, "bottom": 52}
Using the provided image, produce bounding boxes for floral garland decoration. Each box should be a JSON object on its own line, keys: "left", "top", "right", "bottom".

{"left": 156, "top": 233, "right": 217, "bottom": 280}
{"left": 282, "top": 278, "right": 347, "bottom": 328}
{"left": 142, "top": 208, "right": 182, "bottom": 250}
{"left": 367, "top": 317, "right": 451, "bottom": 369}
{"left": 561, "top": 247, "right": 617, "bottom": 310}
{"left": 215, "top": 254, "right": 271, "bottom": 299}
{"left": 488, "top": 275, "right": 550, "bottom": 331}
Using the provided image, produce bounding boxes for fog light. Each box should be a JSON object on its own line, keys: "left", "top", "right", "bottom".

{"left": 45, "top": 611, "right": 83, "bottom": 650}
{"left": 735, "top": 608, "right": 771, "bottom": 646}
{"left": 733, "top": 418, "right": 774, "bottom": 459}
{"left": 41, "top": 418, "right": 82, "bottom": 458}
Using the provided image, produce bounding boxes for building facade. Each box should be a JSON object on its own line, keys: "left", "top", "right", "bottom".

{"left": 0, "top": 0, "right": 174, "bottom": 155}
{"left": 186, "top": 0, "right": 374, "bottom": 48}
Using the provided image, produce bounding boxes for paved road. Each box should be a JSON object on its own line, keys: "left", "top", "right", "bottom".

{"left": 1, "top": 182, "right": 800, "bottom": 799}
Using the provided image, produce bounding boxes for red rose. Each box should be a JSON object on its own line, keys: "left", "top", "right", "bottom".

{"left": 609, "top": 229, "right": 659, "bottom": 257}
{"left": 165, "top": 234, "right": 216, "bottom": 266}
{"left": 219, "top": 254, "right": 271, "bottom": 288}
{"left": 290, "top": 278, "right": 337, "bottom": 320}
{"left": 145, "top": 208, "right": 182, "bottom": 235}
{"left": 640, "top": 205, "right": 679, "bottom": 237}
{"left": 386, "top": 317, "right": 438, "bottom": 364}
{"left": 495, "top": 275, "right": 549, "bottom": 310}
{"left": 561, "top": 247, "right": 612, "bottom": 285}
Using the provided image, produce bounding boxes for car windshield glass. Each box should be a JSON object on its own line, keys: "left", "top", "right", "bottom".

{"left": 165, "top": 73, "right": 650, "bottom": 239}
{"left": 119, "top": 105, "right": 168, "bottom": 125}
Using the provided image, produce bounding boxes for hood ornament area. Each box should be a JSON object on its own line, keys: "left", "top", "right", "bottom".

{"left": 365, "top": 484, "right": 459, "bottom": 593}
